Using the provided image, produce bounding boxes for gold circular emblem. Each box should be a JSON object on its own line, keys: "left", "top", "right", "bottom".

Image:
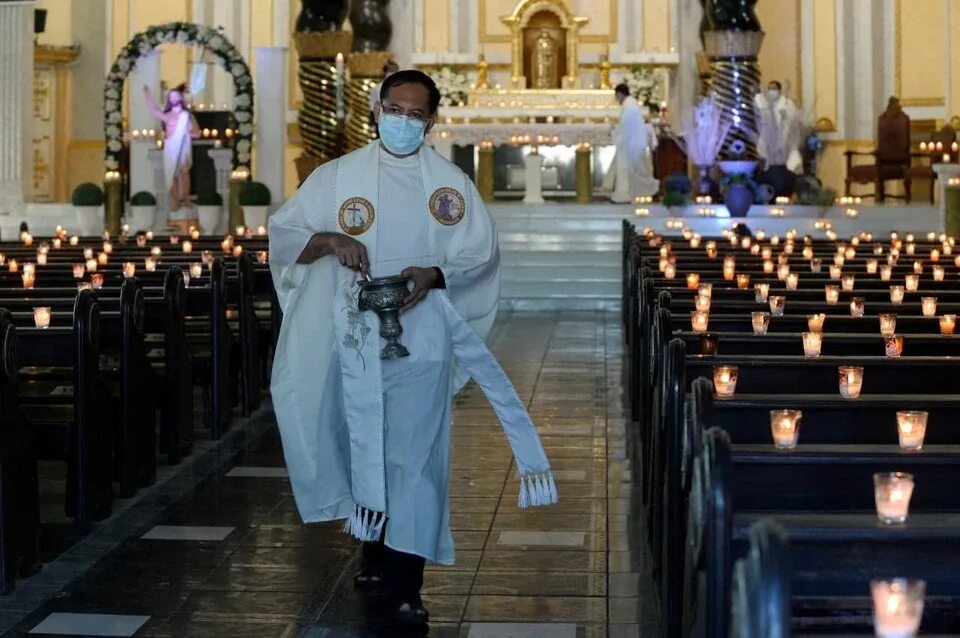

{"left": 429, "top": 188, "right": 466, "bottom": 226}
{"left": 338, "top": 197, "right": 375, "bottom": 236}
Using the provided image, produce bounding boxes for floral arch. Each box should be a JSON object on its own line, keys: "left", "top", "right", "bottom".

{"left": 102, "top": 22, "right": 254, "bottom": 172}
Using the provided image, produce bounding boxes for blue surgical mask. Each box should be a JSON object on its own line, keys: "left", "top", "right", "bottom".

{"left": 378, "top": 112, "right": 427, "bottom": 155}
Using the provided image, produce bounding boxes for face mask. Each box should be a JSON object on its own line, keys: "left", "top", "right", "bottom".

{"left": 378, "top": 112, "right": 427, "bottom": 155}
{"left": 766, "top": 90, "right": 780, "bottom": 102}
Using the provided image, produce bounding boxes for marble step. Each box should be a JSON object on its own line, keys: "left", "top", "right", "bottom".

{"left": 493, "top": 216, "right": 627, "bottom": 233}
{"left": 500, "top": 296, "right": 621, "bottom": 311}
{"left": 501, "top": 263, "right": 620, "bottom": 280}
{"left": 501, "top": 278, "right": 620, "bottom": 298}
{"left": 501, "top": 249, "right": 621, "bottom": 266}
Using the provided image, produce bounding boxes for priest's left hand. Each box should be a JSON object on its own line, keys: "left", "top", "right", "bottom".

{"left": 399, "top": 266, "right": 438, "bottom": 313}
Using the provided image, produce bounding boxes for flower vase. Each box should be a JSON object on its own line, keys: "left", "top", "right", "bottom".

{"left": 724, "top": 183, "right": 753, "bottom": 217}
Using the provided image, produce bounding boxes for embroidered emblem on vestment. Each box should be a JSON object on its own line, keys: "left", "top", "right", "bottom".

{"left": 338, "top": 197, "right": 375, "bottom": 235}
{"left": 428, "top": 188, "right": 466, "bottom": 226}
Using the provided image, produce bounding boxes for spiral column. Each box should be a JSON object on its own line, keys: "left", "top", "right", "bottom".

{"left": 704, "top": 30, "right": 764, "bottom": 160}
{"left": 346, "top": 53, "right": 390, "bottom": 152}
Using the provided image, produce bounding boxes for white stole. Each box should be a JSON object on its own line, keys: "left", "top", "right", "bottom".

{"left": 163, "top": 110, "right": 190, "bottom": 190}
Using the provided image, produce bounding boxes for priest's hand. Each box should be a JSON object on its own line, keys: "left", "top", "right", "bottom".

{"left": 329, "top": 234, "right": 369, "bottom": 273}
{"left": 399, "top": 266, "right": 439, "bottom": 313}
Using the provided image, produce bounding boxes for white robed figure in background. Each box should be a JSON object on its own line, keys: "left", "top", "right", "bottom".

{"left": 269, "top": 70, "right": 556, "bottom": 627}
{"left": 143, "top": 83, "right": 200, "bottom": 221}
{"left": 754, "top": 80, "right": 803, "bottom": 173}
{"left": 607, "top": 83, "right": 660, "bottom": 203}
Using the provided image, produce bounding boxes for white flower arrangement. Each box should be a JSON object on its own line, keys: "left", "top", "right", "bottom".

{"left": 677, "top": 94, "right": 732, "bottom": 166}
{"left": 102, "top": 22, "right": 254, "bottom": 173}
{"left": 434, "top": 67, "right": 470, "bottom": 108}
{"left": 622, "top": 66, "right": 666, "bottom": 114}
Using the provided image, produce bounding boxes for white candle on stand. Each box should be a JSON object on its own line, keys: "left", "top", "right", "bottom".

{"left": 769, "top": 409, "right": 802, "bottom": 449}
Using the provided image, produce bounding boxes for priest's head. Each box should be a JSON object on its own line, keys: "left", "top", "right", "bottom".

{"left": 375, "top": 70, "right": 441, "bottom": 156}
{"left": 614, "top": 83, "right": 630, "bottom": 105}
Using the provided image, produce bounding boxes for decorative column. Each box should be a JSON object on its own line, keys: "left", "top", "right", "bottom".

{"left": 477, "top": 142, "right": 495, "bottom": 202}
{"left": 293, "top": 0, "right": 352, "bottom": 182}
{"left": 254, "top": 46, "right": 288, "bottom": 202}
{"left": 130, "top": 50, "right": 163, "bottom": 199}
{"left": 346, "top": 0, "right": 391, "bottom": 152}
{"left": 575, "top": 143, "right": 592, "bottom": 203}
{"left": 523, "top": 151, "right": 545, "bottom": 205}
{"left": 703, "top": 0, "right": 763, "bottom": 159}
{"left": 208, "top": 148, "right": 235, "bottom": 210}
{"left": 0, "top": 1, "right": 35, "bottom": 217}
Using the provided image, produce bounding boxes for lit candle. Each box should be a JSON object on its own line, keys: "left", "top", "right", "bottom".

{"left": 940, "top": 314, "right": 956, "bottom": 335}
{"left": 896, "top": 411, "right": 928, "bottom": 451}
{"left": 151, "top": 246, "right": 162, "bottom": 257}
{"left": 36, "top": 253, "right": 47, "bottom": 266}
{"left": 22, "top": 233, "right": 32, "bottom": 246}
{"left": 69, "top": 235, "right": 79, "bottom": 246}
{"left": 839, "top": 365, "right": 864, "bottom": 399}
{"left": 52, "top": 238, "right": 61, "bottom": 249}
{"left": 698, "top": 283, "right": 713, "bottom": 299}
{"left": 807, "top": 313, "right": 826, "bottom": 333}
{"left": 686, "top": 273, "right": 700, "bottom": 289}
{"left": 777, "top": 263, "right": 790, "bottom": 281}
{"left": 123, "top": 262, "right": 136, "bottom": 278}
{"left": 737, "top": 273, "right": 751, "bottom": 289}
{"left": 933, "top": 265, "right": 945, "bottom": 281}
{"left": 256, "top": 251, "right": 268, "bottom": 264}
{"left": 755, "top": 283, "right": 770, "bottom": 303}
{"left": 825, "top": 285, "right": 840, "bottom": 305}
{"left": 879, "top": 314, "right": 897, "bottom": 336}
{"left": 770, "top": 409, "right": 802, "bottom": 449}
{"left": 829, "top": 264, "right": 842, "bottom": 280}
{"left": 880, "top": 265, "right": 892, "bottom": 281}
{"left": 202, "top": 250, "right": 213, "bottom": 265}
{"left": 833, "top": 254, "right": 845, "bottom": 267}
{"left": 921, "top": 296, "right": 937, "bottom": 317}
{"left": 871, "top": 578, "right": 926, "bottom": 638}
{"left": 232, "top": 245, "right": 244, "bottom": 257}
{"left": 906, "top": 243, "right": 916, "bottom": 256}
{"left": 786, "top": 272, "right": 799, "bottom": 290}
{"left": 850, "top": 297, "right": 865, "bottom": 318}
{"left": 90, "top": 273, "right": 104, "bottom": 289}
{"left": 221, "top": 237, "right": 233, "bottom": 253}
{"left": 97, "top": 252, "right": 108, "bottom": 265}
{"left": 809, "top": 258, "right": 822, "bottom": 273}
{"left": 769, "top": 295, "right": 785, "bottom": 317}
{"left": 170, "top": 235, "right": 180, "bottom": 246}
{"left": 33, "top": 306, "right": 50, "bottom": 329}
{"left": 930, "top": 248, "right": 940, "bottom": 262}
{"left": 145, "top": 257, "right": 157, "bottom": 272}
{"left": 690, "top": 236, "right": 701, "bottom": 249}
{"left": 802, "top": 246, "right": 813, "bottom": 260}
{"left": 752, "top": 311, "right": 770, "bottom": 335}
{"left": 85, "top": 258, "right": 97, "bottom": 272}
{"left": 763, "top": 260, "right": 775, "bottom": 274}
{"left": 867, "top": 259, "right": 878, "bottom": 274}
{"left": 885, "top": 334, "right": 904, "bottom": 358}
{"left": 944, "top": 153, "right": 952, "bottom": 163}
{"left": 802, "top": 331, "right": 823, "bottom": 357}
{"left": 83, "top": 248, "right": 93, "bottom": 259}
{"left": 182, "top": 240, "right": 193, "bottom": 254}
{"left": 103, "top": 241, "right": 113, "bottom": 255}
{"left": 912, "top": 260, "right": 923, "bottom": 275}
{"left": 21, "top": 272, "right": 34, "bottom": 289}
{"left": 762, "top": 247, "right": 773, "bottom": 259}
{"left": 844, "top": 246, "right": 856, "bottom": 260}
{"left": 691, "top": 310, "right": 709, "bottom": 333}
{"left": 146, "top": 230, "right": 154, "bottom": 241}
{"left": 72, "top": 263, "right": 84, "bottom": 279}
{"left": 257, "top": 225, "right": 268, "bottom": 236}
{"left": 695, "top": 295, "right": 711, "bottom": 313}
{"left": 778, "top": 253, "right": 790, "bottom": 266}
{"left": 712, "top": 365, "right": 738, "bottom": 398}
{"left": 873, "top": 472, "right": 914, "bottom": 524}
{"left": 890, "top": 285, "right": 905, "bottom": 304}
{"left": 841, "top": 274, "right": 855, "bottom": 291}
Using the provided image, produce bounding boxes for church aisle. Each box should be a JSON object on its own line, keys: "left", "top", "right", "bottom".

{"left": 5, "top": 311, "right": 647, "bottom": 638}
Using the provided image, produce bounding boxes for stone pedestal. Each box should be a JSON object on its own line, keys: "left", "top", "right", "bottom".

{"left": 523, "top": 152, "right": 545, "bottom": 204}
{"left": 575, "top": 146, "right": 592, "bottom": 203}
{"left": 0, "top": 1, "right": 35, "bottom": 216}
{"left": 934, "top": 163, "right": 960, "bottom": 231}
{"left": 104, "top": 178, "right": 123, "bottom": 236}
{"left": 208, "top": 148, "right": 235, "bottom": 210}
{"left": 130, "top": 50, "right": 163, "bottom": 198}
{"left": 254, "top": 46, "right": 288, "bottom": 203}
{"left": 477, "top": 145, "right": 495, "bottom": 202}
{"left": 147, "top": 148, "right": 168, "bottom": 221}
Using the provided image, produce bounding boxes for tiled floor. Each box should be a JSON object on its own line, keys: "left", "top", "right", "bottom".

{"left": 2, "top": 311, "right": 655, "bottom": 637}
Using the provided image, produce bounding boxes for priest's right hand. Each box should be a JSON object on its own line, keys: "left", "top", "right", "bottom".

{"left": 329, "top": 234, "right": 369, "bottom": 273}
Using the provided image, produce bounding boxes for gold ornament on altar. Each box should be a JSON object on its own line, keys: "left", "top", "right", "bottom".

{"left": 532, "top": 29, "right": 559, "bottom": 89}
{"left": 475, "top": 54, "right": 489, "bottom": 90}
{"left": 599, "top": 54, "right": 612, "bottom": 90}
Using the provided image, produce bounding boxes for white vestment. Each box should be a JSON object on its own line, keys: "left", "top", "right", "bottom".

{"left": 753, "top": 93, "right": 803, "bottom": 173}
{"left": 269, "top": 142, "right": 556, "bottom": 565}
{"left": 163, "top": 110, "right": 192, "bottom": 191}
{"left": 608, "top": 96, "right": 660, "bottom": 203}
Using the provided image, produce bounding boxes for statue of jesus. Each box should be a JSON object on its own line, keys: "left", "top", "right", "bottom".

{"left": 143, "top": 83, "right": 200, "bottom": 219}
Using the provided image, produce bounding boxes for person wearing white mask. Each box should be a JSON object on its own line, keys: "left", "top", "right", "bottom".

{"left": 268, "top": 70, "right": 557, "bottom": 628}
{"left": 754, "top": 80, "right": 803, "bottom": 173}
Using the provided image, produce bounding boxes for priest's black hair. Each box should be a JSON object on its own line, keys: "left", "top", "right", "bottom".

{"left": 380, "top": 69, "right": 442, "bottom": 114}
{"left": 614, "top": 83, "right": 630, "bottom": 97}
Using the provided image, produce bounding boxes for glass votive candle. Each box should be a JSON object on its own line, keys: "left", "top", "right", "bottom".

{"left": 123, "top": 262, "right": 136, "bottom": 278}
{"left": 873, "top": 472, "right": 914, "bottom": 524}
{"left": 691, "top": 310, "right": 709, "bottom": 333}
{"left": 201, "top": 250, "right": 213, "bottom": 265}
{"left": 737, "top": 273, "right": 750, "bottom": 289}
{"left": 713, "top": 365, "right": 738, "bottom": 398}
{"left": 33, "top": 306, "right": 50, "bottom": 329}
{"left": 85, "top": 258, "right": 97, "bottom": 272}
{"left": 829, "top": 264, "right": 842, "bottom": 279}
{"left": 871, "top": 578, "right": 925, "bottom": 638}
{"left": 839, "top": 365, "right": 864, "bottom": 398}
{"left": 72, "top": 263, "right": 84, "bottom": 279}
{"left": 190, "top": 262, "right": 203, "bottom": 278}
{"left": 933, "top": 265, "right": 945, "bottom": 281}
{"left": 778, "top": 253, "right": 790, "bottom": 266}
{"left": 146, "top": 230, "right": 154, "bottom": 241}
{"left": 763, "top": 259, "right": 774, "bottom": 273}
{"left": 103, "top": 241, "right": 113, "bottom": 254}
{"left": 36, "top": 253, "right": 47, "bottom": 266}
{"left": 879, "top": 314, "right": 897, "bottom": 336}
{"left": 802, "top": 246, "right": 813, "bottom": 260}
{"left": 880, "top": 264, "right": 893, "bottom": 281}
{"left": 695, "top": 294, "right": 711, "bottom": 312}
{"left": 658, "top": 257, "right": 669, "bottom": 273}
{"left": 905, "top": 274, "right": 919, "bottom": 292}
{"left": 932, "top": 248, "right": 942, "bottom": 261}
{"left": 698, "top": 283, "right": 712, "bottom": 299}
{"left": 21, "top": 272, "right": 34, "bottom": 289}
{"left": 906, "top": 243, "right": 916, "bottom": 256}
{"left": 896, "top": 411, "right": 928, "bottom": 451}
{"left": 810, "top": 258, "right": 822, "bottom": 273}
{"left": 833, "top": 254, "right": 845, "bottom": 267}
{"left": 257, "top": 225, "right": 267, "bottom": 236}
{"left": 182, "top": 240, "right": 194, "bottom": 254}
{"left": 777, "top": 263, "right": 790, "bottom": 280}
{"left": 769, "top": 409, "right": 802, "bottom": 449}
{"left": 752, "top": 311, "right": 770, "bottom": 335}
{"left": 842, "top": 274, "right": 856, "bottom": 291}
{"left": 761, "top": 247, "right": 772, "bottom": 259}
{"left": 90, "top": 273, "right": 104, "bottom": 289}
{"left": 866, "top": 259, "right": 878, "bottom": 274}
{"left": 885, "top": 334, "right": 904, "bottom": 358}
{"left": 921, "top": 296, "right": 937, "bottom": 317}
{"left": 145, "top": 257, "right": 157, "bottom": 272}
{"left": 170, "top": 234, "right": 181, "bottom": 245}
{"left": 786, "top": 273, "right": 798, "bottom": 290}
{"left": 723, "top": 255, "right": 735, "bottom": 271}
{"left": 769, "top": 295, "right": 785, "bottom": 317}
{"left": 845, "top": 246, "right": 856, "bottom": 260}
{"left": 151, "top": 246, "right": 162, "bottom": 257}
{"left": 699, "top": 333, "right": 719, "bottom": 356}
{"left": 755, "top": 283, "right": 770, "bottom": 303}
{"left": 191, "top": 228, "right": 201, "bottom": 240}
{"left": 256, "top": 251, "right": 268, "bottom": 264}
{"left": 890, "top": 285, "right": 905, "bottom": 304}
{"left": 136, "top": 235, "right": 147, "bottom": 248}
{"left": 7, "top": 259, "right": 16, "bottom": 273}
{"left": 912, "top": 260, "right": 923, "bottom": 275}
{"left": 807, "top": 313, "right": 825, "bottom": 333}
{"left": 97, "top": 252, "right": 108, "bottom": 265}
{"left": 802, "top": 331, "right": 822, "bottom": 357}
{"left": 83, "top": 247, "right": 93, "bottom": 259}
{"left": 940, "top": 314, "right": 956, "bottom": 335}
{"left": 706, "top": 243, "right": 717, "bottom": 258}
{"left": 825, "top": 285, "right": 840, "bottom": 305}
{"left": 850, "top": 297, "right": 865, "bottom": 318}
{"left": 69, "top": 235, "right": 79, "bottom": 246}
{"left": 686, "top": 273, "right": 700, "bottom": 289}
{"left": 22, "top": 263, "right": 34, "bottom": 277}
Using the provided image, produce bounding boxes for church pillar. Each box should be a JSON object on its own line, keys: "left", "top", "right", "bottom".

{"left": 347, "top": 0, "right": 392, "bottom": 152}
{"left": 476, "top": 143, "right": 495, "bottom": 202}
{"left": 0, "top": 1, "right": 35, "bottom": 217}
{"left": 130, "top": 50, "right": 163, "bottom": 202}
{"left": 254, "top": 46, "right": 288, "bottom": 203}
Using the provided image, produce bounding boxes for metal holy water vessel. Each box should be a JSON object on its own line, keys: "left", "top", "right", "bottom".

{"left": 358, "top": 275, "right": 410, "bottom": 360}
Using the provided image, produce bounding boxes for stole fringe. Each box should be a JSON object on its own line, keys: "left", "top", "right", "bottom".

{"left": 517, "top": 470, "right": 559, "bottom": 509}
{"left": 342, "top": 504, "right": 387, "bottom": 542}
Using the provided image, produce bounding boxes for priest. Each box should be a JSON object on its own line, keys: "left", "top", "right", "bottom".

{"left": 269, "top": 70, "right": 557, "bottom": 628}
{"left": 608, "top": 83, "right": 660, "bottom": 203}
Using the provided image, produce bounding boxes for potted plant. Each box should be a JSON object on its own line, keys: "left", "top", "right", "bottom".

{"left": 796, "top": 179, "right": 838, "bottom": 216}
{"left": 239, "top": 181, "right": 271, "bottom": 228}
{"left": 662, "top": 190, "right": 689, "bottom": 213}
{"left": 196, "top": 192, "right": 223, "bottom": 235}
{"left": 128, "top": 191, "right": 157, "bottom": 232}
{"left": 72, "top": 182, "right": 104, "bottom": 236}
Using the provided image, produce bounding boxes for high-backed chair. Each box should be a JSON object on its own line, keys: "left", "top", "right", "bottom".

{"left": 844, "top": 97, "right": 911, "bottom": 202}
{"left": 905, "top": 125, "right": 958, "bottom": 204}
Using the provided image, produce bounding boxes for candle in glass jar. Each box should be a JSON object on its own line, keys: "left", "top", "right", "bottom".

{"left": 85, "top": 258, "right": 97, "bottom": 272}
{"left": 257, "top": 225, "right": 267, "bottom": 236}
{"left": 825, "top": 285, "right": 840, "bottom": 304}
{"left": 802, "top": 245, "right": 813, "bottom": 260}
{"left": 752, "top": 311, "right": 770, "bottom": 335}
{"left": 90, "top": 273, "right": 104, "bottom": 289}
{"left": 913, "top": 260, "right": 923, "bottom": 275}
{"left": 807, "top": 313, "right": 826, "bottom": 333}
{"left": 712, "top": 365, "right": 738, "bottom": 398}
{"left": 879, "top": 314, "right": 897, "bottom": 336}
{"left": 170, "top": 234, "right": 180, "bottom": 245}
{"left": 190, "top": 262, "right": 203, "bottom": 278}
{"left": 769, "top": 295, "right": 785, "bottom": 316}
{"left": 72, "top": 263, "right": 84, "bottom": 279}
{"left": 145, "top": 257, "right": 157, "bottom": 272}
{"left": 21, "top": 272, "right": 34, "bottom": 289}
{"left": 930, "top": 248, "right": 940, "bottom": 262}
{"left": 83, "top": 247, "right": 93, "bottom": 259}
{"left": 777, "top": 263, "right": 790, "bottom": 281}
{"left": 103, "top": 241, "right": 113, "bottom": 254}
{"left": 699, "top": 333, "right": 719, "bottom": 356}
{"left": 36, "top": 253, "right": 47, "bottom": 266}
{"left": 890, "top": 285, "right": 905, "bottom": 304}
{"left": 886, "top": 334, "right": 904, "bottom": 358}
{"left": 750, "top": 243, "right": 761, "bottom": 255}
{"left": 763, "top": 259, "right": 774, "bottom": 273}
{"left": 191, "top": 228, "right": 200, "bottom": 240}
{"left": 33, "top": 306, "right": 50, "bottom": 329}
{"left": 810, "top": 258, "right": 822, "bottom": 273}
{"left": 906, "top": 243, "right": 916, "bottom": 256}
{"left": 785, "top": 272, "right": 799, "bottom": 290}
{"left": 770, "top": 409, "right": 802, "bottom": 449}
{"left": 182, "top": 240, "right": 193, "bottom": 254}
{"left": 839, "top": 366, "right": 864, "bottom": 398}
{"left": 698, "top": 283, "right": 713, "bottom": 299}
{"left": 723, "top": 255, "right": 735, "bottom": 271}
{"left": 123, "top": 262, "right": 136, "bottom": 278}
{"left": 686, "top": 273, "right": 700, "bottom": 289}
{"left": 705, "top": 241, "right": 717, "bottom": 258}
{"left": 97, "top": 252, "right": 108, "bottom": 265}
{"left": 933, "top": 265, "right": 945, "bottom": 281}
{"left": 755, "top": 283, "right": 770, "bottom": 303}
{"left": 921, "top": 296, "right": 937, "bottom": 317}
{"left": 256, "top": 251, "right": 268, "bottom": 264}
{"left": 842, "top": 274, "right": 855, "bottom": 291}
{"left": 867, "top": 259, "right": 878, "bottom": 274}
{"left": 690, "top": 236, "right": 701, "bottom": 249}
{"left": 873, "top": 472, "right": 914, "bottom": 524}
{"left": 52, "top": 238, "right": 61, "bottom": 249}
{"left": 737, "top": 273, "right": 750, "bottom": 289}
{"left": 850, "top": 297, "right": 865, "bottom": 318}
{"left": 880, "top": 264, "right": 892, "bottom": 281}
{"left": 802, "top": 331, "right": 822, "bottom": 357}
{"left": 691, "top": 310, "right": 709, "bottom": 333}
{"left": 940, "top": 314, "right": 956, "bottom": 335}
{"left": 833, "top": 254, "right": 845, "bottom": 267}
{"left": 658, "top": 257, "right": 669, "bottom": 273}
{"left": 695, "top": 294, "right": 711, "bottom": 312}
{"left": 151, "top": 246, "right": 162, "bottom": 257}
{"left": 829, "top": 264, "right": 842, "bottom": 280}
{"left": 906, "top": 273, "right": 919, "bottom": 291}
{"left": 70, "top": 235, "right": 79, "bottom": 246}
{"left": 871, "top": 578, "right": 926, "bottom": 638}
{"left": 844, "top": 246, "right": 856, "bottom": 260}
{"left": 761, "top": 247, "right": 773, "bottom": 259}
{"left": 896, "top": 411, "right": 928, "bottom": 451}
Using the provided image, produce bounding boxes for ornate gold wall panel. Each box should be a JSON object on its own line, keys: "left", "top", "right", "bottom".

{"left": 34, "top": 45, "right": 79, "bottom": 202}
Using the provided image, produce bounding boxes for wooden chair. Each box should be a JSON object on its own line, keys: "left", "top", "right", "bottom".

{"left": 906, "top": 125, "right": 959, "bottom": 204}
{"left": 844, "top": 99, "right": 911, "bottom": 202}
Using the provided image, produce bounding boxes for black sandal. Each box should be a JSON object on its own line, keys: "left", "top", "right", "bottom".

{"left": 392, "top": 600, "right": 429, "bottom": 627}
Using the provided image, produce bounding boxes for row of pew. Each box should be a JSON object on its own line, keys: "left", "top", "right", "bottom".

{"left": 0, "top": 228, "right": 277, "bottom": 593}
{"left": 623, "top": 221, "right": 960, "bottom": 636}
